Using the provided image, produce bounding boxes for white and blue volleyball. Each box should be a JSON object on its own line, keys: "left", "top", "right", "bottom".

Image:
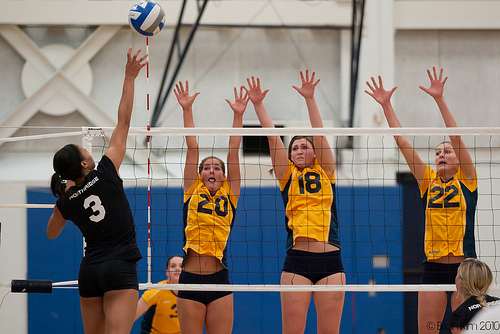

{"left": 128, "top": 1, "right": 165, "bottom": 37}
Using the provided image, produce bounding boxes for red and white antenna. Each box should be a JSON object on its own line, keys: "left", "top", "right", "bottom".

{"left": 145, "top": 36, "right": 152, "bottom": 285}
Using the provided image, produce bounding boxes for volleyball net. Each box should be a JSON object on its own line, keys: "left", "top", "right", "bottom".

{"left": 3, "top": 126, "right": 500, "bottom": 293}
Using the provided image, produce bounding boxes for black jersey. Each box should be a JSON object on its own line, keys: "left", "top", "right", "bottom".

{"left": 56, "top": 155, "right": 142, "bottom": 264}
{"left": 140, "top": 305, "right": 156, "bottom": 334}
{"left": 449, "top": 295, "right": 500, "bottom": 329}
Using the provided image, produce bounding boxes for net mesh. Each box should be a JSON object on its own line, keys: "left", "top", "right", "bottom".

{"left": 3, "top": 126, "right": 500, "bottom": 292}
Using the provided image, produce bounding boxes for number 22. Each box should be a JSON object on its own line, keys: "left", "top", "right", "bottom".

{"left": 428, "top": 185, "right": 460, "bottom": 208}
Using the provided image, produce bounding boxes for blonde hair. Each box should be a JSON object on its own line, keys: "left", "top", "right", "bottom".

{"left": 457, "top": 258, "right": 493, "bottom": 308}
{"left": 436, "top": 140, "right": 451, "bottom": 149}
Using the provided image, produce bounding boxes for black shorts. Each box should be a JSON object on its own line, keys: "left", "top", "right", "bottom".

{"left": 78, "top": 259, "right": 139, "bottom": 298}
{"left": 420, "top": 261, "right": 461, "bottom": 284}
{"left": 177, "top": 269, "right": 232, "bottom": 306}
{"left": 282, "top": 249, "right": 344, "bottom": 284}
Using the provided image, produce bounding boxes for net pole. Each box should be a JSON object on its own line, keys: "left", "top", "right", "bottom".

{"left": 145, "top": 36, "right": 152, "bottom": 285}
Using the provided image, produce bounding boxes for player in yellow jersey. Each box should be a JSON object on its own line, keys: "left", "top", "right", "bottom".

{"left": 366, "top": 67, "right": 478, "bottom": 334}
{"left": 134, "top": 256, "right": 182, "bottom": 334}
{"left": 173, "top": 81, "right": 247, "bottom": 334}
{"left": 244, "top": 70, "right": 345, "bottom": 334}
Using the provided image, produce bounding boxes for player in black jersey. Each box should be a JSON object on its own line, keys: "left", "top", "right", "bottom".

{"left": 47, "top": 47, "right": 147, "bottom": 334}
{"left": 449, "top": 258, "right": 499, "bottom": 332}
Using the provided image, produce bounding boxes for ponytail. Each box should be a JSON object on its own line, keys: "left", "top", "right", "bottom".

{"left": 50, "top": 173, "right": 67, "bottom": 198}
{"left": 477, "top": 295, "right": 488, "bottom": 309}
{"left": 51, "top": 144, "right": 83, "bottom": 198}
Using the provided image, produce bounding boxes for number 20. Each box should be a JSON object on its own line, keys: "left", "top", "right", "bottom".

{"left": 197, "top": 194, "right": 229, "bottom": 217}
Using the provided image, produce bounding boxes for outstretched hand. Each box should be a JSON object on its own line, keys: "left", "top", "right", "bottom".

{"left": 292, "top": 69, "right": 320, "bottom": 99}
{"left": 226, "top": 86, "right": 249, "bottom": 116}
{"left": 173, "top": 80, "right": 200, "bottom": 110}
{"left": 365, "top": 76, "right": 397, "bottom": 105}
{"left": 419, "top": 67, "right": 448, "bottom": 98}
{"left": 243, "top": 76, "right": 270, "bottom": 105}
{"left": 125, "top": 47, "right": 148, "bottom": 79}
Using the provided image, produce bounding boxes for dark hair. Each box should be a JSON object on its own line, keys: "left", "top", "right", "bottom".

{"left": 198, "top": 156, "right": 225, "bottom": 175}
{"left": 50, "top": 174, "right": 67, "bottom": 199}
{"left": 268, "top": 136, "right": 315, "bottom": 175}
{"left": 288, "top": 136, "right": 315, "bottom": 160}
{"left": 50, "top": 144, "right": 84, "bottom": 198}
{"left": 166, "top": 255, "right": 183, "bottom": 271}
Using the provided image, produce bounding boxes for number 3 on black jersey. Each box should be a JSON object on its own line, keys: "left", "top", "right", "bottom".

{"left": 197, "top": 194, "right": 229, "bottom": 217}
{"left": 84, "top": 194, "right": 106, "bottom": 222}
{"left": 298, "top": 172, "right": 322, "bottom": 194}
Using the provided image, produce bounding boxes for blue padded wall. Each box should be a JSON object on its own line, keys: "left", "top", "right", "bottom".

{"left": 27, "top": 185, "right": 403, "bottom": 333}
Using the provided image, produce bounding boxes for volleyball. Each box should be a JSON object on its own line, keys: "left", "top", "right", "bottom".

{"left": 128, "top": 1, "right": 165, "bottom": 37}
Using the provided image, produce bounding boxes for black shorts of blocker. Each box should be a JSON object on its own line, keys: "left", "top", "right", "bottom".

{"left": 282, "top": 249, "right": 344, "bottom": 284}
{"left": 78, "top": 259, "right": 139, "bottom": 298}
{"left": 177, "top": 269, "right": 232, "bottom": 306}
{"left": 420, "top": 261, "right": 461, "bottom": 284}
